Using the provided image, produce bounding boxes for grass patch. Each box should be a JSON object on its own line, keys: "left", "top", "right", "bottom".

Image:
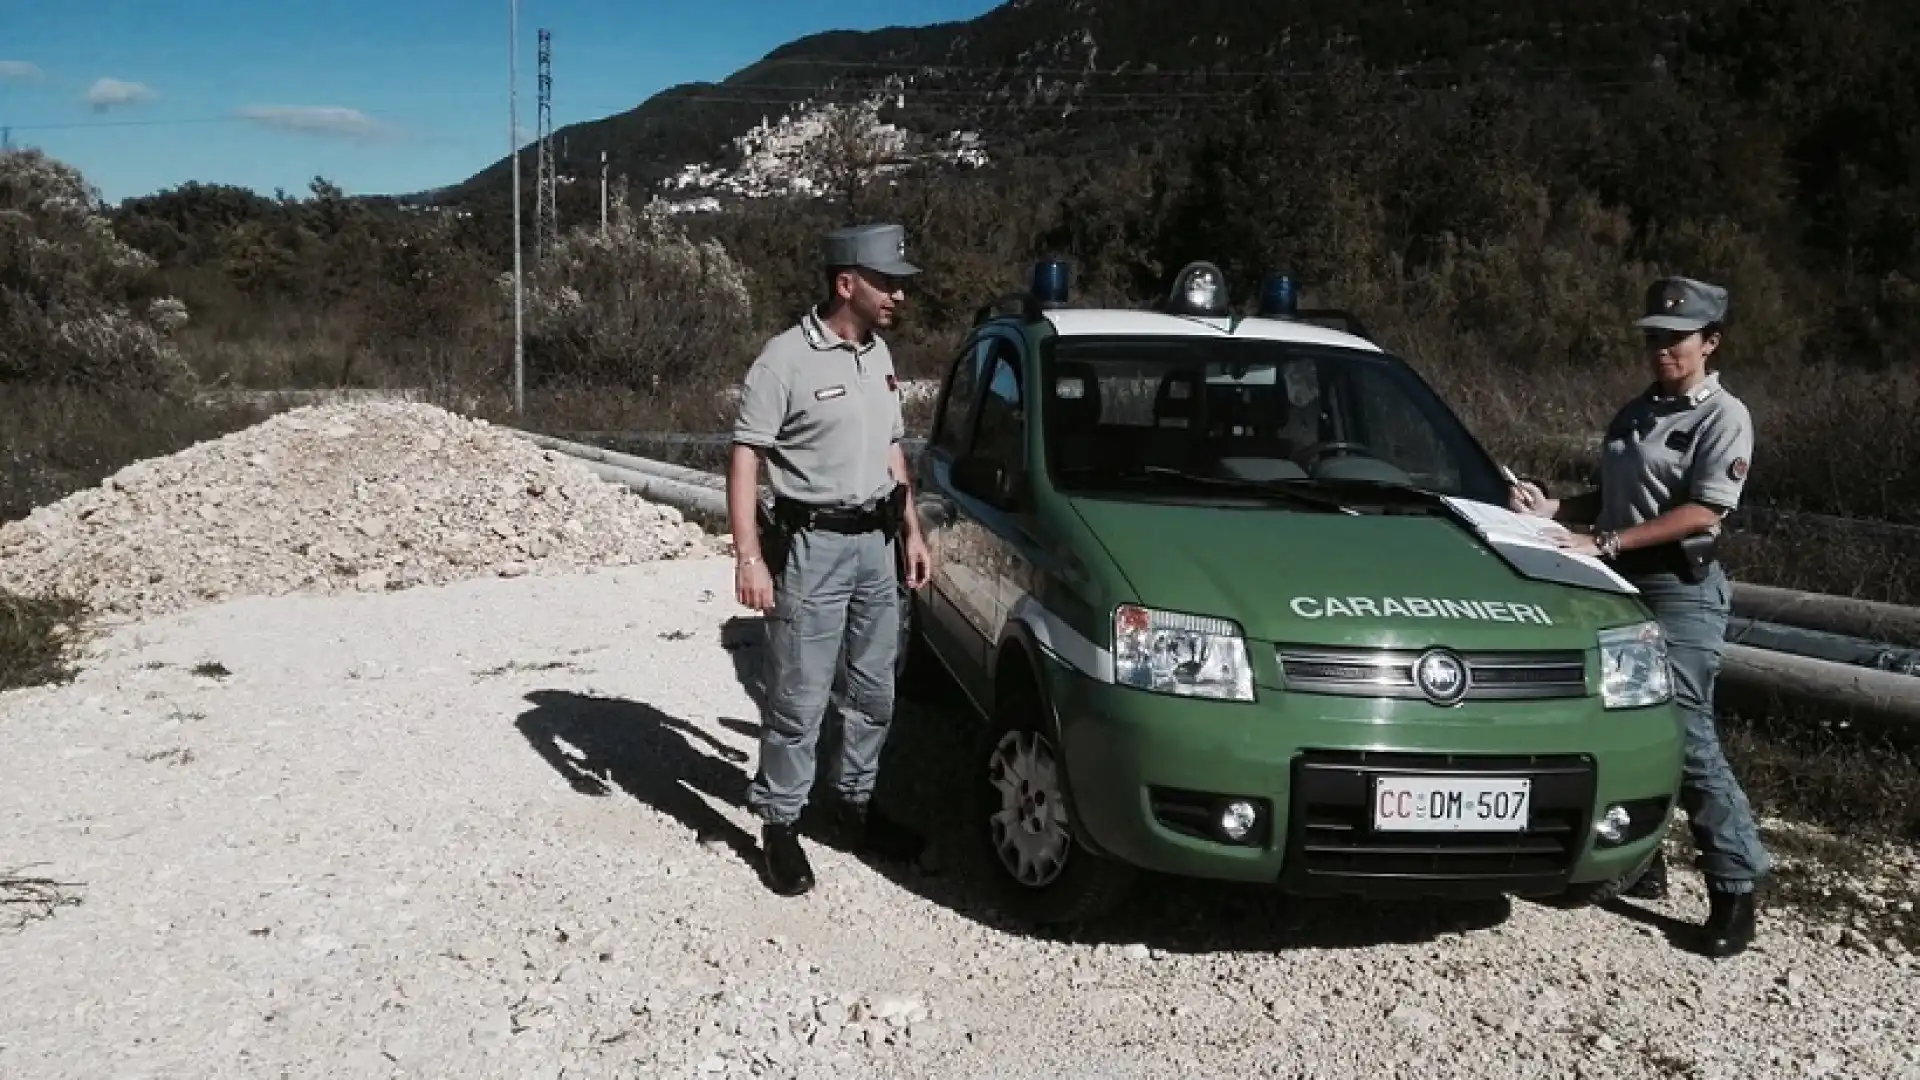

{"left": 1, "top": 384, "right": 274, "bottom": 526}
{"left": 0, "top": 589, "right": 86, "bottom": 692}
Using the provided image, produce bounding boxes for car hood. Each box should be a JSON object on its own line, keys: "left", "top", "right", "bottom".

{"left": 1066, "top": 496, "right": 1647, "bottom": 650}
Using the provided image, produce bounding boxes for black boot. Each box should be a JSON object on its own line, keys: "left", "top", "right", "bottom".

{"left": 837, "top": 799, "right": 926, "bottom": 864}
{"left": 761, "top": 822, "right": 815, "bottom": 897}
{"left": 1622, "top": 849, "right": 1669, "bottom": 900}
{"left": 1701, "top": 888, "right": 1757, "bottom": 958}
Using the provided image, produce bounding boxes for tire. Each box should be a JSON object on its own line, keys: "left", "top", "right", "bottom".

{"left": 973, "top": 671, "right": 1136, "bottom": 926}
{"left": 1552, "top": 844, "right": 1660, "bottom": 908}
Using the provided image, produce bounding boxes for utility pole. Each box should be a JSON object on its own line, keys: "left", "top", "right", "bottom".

{"left": 535, "top": 28, "right": 558, "bottom": 258}
{"left": 509, "top": 0, "right": 524, "bottom": 415}
{"left": 600, "top": 151, "right": 608, "bottom": 233}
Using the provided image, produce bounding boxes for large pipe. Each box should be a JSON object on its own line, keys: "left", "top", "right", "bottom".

{"left": 1720, "top": 644, "right": 1920, "bottom": 728}
{"left": 1732, "top": 582, "right": 1920, "bottom": 649}
{"left": 516, "top": 430, "right": 726, "bottom": 490}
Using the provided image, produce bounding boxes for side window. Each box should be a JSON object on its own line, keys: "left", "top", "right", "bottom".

{"left": 970, "top": 342, "right": 1025, "bottom": 470}
{"left": 931, "top": 339, "right": 987, "bottom": 456}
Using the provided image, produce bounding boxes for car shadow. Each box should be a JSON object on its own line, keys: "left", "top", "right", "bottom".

{"left": 1587, "top": 896, "right": 1705, "bottom": 954}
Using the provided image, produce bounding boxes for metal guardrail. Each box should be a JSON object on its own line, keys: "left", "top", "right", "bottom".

{"left": 520, "top": 427, "right": 1920, "bottom": 730}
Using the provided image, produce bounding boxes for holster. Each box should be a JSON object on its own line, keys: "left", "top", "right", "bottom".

{"left": 1675, "top": 530, "right": 1719, "bottom": 584}
{"left": 883, "top": 484, "right": 908, "bottom": 540}
{"left": 755, "top": 499, "right": 791, "bottom": 579}
{"left": 1612, "top": 531, "right": 1719, "bottom": 584}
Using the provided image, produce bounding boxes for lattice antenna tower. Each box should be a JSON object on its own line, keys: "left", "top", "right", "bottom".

{"left": 534, "top": 27, "right": 559, "bottom": 257}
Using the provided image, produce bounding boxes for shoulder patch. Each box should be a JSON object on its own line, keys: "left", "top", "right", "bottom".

{"left": 1728, "top": 457, "right": 1748, "bottom": 482}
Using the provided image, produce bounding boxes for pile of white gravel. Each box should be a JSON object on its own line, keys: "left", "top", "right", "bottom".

{"left": 0, "top": 400, "right": 713, "bottom": 619}
{"left": 1, "top": 558, "right": 1914, "bottom": 1079}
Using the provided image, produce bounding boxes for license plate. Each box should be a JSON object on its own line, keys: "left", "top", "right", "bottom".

{"left": 1372, "top": 775, "right": 1531, "bottom": 832}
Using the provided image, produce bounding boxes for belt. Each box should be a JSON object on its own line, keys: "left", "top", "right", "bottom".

{"left": 772, "top": 496, "right": 886, "bottom": 535}
{"left": 1609, "top": 538, "right": 1718, "bottom": 581}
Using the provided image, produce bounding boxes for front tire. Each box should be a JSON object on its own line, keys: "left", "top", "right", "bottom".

{"left": 1552, "top": 844, "right": 1661, "bottom": 908}
{"left": 974, "top": 672, "right": 1135, "bottom": 926}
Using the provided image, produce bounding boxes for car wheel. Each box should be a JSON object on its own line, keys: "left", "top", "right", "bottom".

{"left": 975, "top": 673, "right": 1135, "bottom": 925}
{"left": 1552, "top": 844, "right": 1660, "bottom": 908}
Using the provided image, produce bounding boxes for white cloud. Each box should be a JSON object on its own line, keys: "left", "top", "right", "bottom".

{"left": 234, "top": 105, "right": 399, "bottom": 141}
{"left": 85, "top": 77, "right": 156, "bottom": 110}
{"left": 0, "top": 60, "right": 43, "bottom": 81}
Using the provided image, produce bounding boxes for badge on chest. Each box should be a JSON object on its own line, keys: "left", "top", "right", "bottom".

{"left": 1664, "top": 426, "right": 1695, "bottom": 452}
{"left": 814, "top": 385, "right": 848, "bottom": 401}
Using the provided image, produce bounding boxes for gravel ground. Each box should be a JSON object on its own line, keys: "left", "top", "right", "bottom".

{"left": 3, "top": 556, "right": 1916, "bottom": 1079}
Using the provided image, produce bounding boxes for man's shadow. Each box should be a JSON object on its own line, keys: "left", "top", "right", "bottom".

{"left": 514, "top": 688, "right": 764, "bottom": 875}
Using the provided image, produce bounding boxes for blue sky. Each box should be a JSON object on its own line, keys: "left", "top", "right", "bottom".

{"left": 1, "top": 0, "right": 1000, "bottom": 205}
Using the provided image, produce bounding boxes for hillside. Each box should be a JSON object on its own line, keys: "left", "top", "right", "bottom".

{"left": 426, "top": 0, "right": 1719, "bottom": 210}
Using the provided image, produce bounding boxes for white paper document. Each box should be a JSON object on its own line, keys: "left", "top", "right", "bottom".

{"left": 1442, "top": 497, "right": 1639, "bottom": 595}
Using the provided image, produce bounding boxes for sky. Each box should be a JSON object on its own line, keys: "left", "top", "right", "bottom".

{"left": 1, "top": 0, "right": 1001, "bottom": 205}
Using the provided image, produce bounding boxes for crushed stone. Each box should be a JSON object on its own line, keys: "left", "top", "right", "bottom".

{"left": 0, "top": 401, "right": 713, "bottom": 619}
{"left": 1, "top": 557, "right": 1913, "bottom": 1079}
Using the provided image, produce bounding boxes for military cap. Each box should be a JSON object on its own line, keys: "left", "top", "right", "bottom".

{"left": 823, "top": 222, "right": 920, "bottom": 277}
{"left": 1636, "top": 276, "right": 1729, "bottom": 332}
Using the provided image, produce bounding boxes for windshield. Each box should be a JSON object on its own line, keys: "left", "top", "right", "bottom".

{"left": 1040, "top": 335, "right": 1509, "bottom": 506}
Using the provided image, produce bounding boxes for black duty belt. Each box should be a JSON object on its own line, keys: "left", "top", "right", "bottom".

{"left": 1609, "top": 532, "right": 1719, "bottom": 583}
{"left": 772, "top": 496, "right": 887, "bottom": 535}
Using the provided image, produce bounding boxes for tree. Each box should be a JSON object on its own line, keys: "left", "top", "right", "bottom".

{"left": 0, "top": 149, "right": 192, "bottom": 391}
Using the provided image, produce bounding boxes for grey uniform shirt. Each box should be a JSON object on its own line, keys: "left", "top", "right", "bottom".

{"left": 1596, "top": 371, "right": 1755, "bottom": 533}
{"left": 732, "top": 308, "right": 906, "bottom": 508}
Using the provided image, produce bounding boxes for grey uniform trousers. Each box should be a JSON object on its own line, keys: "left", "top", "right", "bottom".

{"left": 1632, "top": 564, "right": 1772, "bottom": 893}
{"left": 745, "top": 525, "right": 900, "bottom": 826}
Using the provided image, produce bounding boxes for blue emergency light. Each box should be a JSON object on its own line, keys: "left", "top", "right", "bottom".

{"left": 1258, "top": 274, "right": 1299, "bottom": 317}
{"left": 1031, "top": 259, "right": 1071, "bottom": 307}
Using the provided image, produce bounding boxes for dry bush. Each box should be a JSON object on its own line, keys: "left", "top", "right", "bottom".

{"left": 1, "top": 865, "right": 84, "bottom": 931}
{"left": 0, "top": 149, "right": 194, "bottom": 392}
{"left": 0, "top": 589, "right": 85, "bottom": 691}
{"left": 510, "top": 191, "right": 756, "bottom": 394}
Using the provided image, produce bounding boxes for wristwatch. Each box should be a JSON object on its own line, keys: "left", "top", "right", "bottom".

{"left": 1594, "top": 531, "right": 1622, "bottom": 559}
{"left": 737, "top": 555, "right": 761, "bottom": 569}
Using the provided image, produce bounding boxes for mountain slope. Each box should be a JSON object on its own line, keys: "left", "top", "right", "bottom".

{"left": 427, "top": 0, "right": 1716, "bottom": 208}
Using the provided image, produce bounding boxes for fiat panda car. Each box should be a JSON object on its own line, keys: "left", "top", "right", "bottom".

{"left": 899, "top": 259, "right": 1685, "bottom": 925}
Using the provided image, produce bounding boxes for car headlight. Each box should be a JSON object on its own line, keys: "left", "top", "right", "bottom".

{"left": 1598, "top": 620, "right": 1672, "bottom": 709}
{"left": 1113, "top": 604, "right": 1255, "bottom": 702}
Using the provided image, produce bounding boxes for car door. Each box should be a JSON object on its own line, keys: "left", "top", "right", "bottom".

{"left": 951, "top": 334, "right": 1033, "bottom": 679}
{"left": 914, "top": 334, "right": 993, "bottom": 693}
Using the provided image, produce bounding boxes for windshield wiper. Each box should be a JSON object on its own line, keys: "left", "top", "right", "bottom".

{"left": 1278, "top": 475, "right": 1452, "bottom": 512}
{"left": 1133, "top": 466, "right": 1362, "bottom": 514}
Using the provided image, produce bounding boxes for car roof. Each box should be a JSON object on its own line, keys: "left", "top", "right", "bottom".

{"left": 1036, "top": 308, "right": 1384, "bottom": 354}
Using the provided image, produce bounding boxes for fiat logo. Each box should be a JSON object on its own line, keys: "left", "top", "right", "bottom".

{"left": 1413, "top": 649, "right": 1470, "bottom": 706}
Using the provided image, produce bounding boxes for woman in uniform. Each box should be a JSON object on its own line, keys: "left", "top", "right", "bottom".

{"left": 1509, "top": 275, "right": 1771, "bottom": 959}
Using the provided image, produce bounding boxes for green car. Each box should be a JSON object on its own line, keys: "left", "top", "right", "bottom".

{"left": 900, "top": 259, "right": 1683, "bottom": 925}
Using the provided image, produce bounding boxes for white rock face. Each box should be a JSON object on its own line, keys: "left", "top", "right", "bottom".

{"left": 0, "top": 400, "right": 713, "bottom": 620}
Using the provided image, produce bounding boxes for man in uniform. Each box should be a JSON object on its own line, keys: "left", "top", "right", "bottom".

{"left": 726, "top": 222, "right": 934, "bottom": 897}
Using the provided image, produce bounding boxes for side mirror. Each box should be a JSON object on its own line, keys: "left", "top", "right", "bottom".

{"left": 952, "top": 454, "right": 1016, "bottom": 509}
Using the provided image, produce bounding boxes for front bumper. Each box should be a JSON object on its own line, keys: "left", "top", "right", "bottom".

{"left": 1045, "top": 659, "right": 1684, "bottom": 899}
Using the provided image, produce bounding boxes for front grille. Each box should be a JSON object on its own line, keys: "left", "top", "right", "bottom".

{"left": 1280, "top": 749, "right": 1596, "bottom": 898}
{"left": 1276, "top": 646, "right": 1588, "bottom": 701}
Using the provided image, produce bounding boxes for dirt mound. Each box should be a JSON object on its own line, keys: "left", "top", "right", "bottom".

{"left": 0, "top": 401, "right": 712, "bottom": 619}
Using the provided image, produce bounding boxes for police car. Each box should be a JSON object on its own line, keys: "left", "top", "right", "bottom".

{"left": 901, "top": 258, "right": 1685, "bottom": 924}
